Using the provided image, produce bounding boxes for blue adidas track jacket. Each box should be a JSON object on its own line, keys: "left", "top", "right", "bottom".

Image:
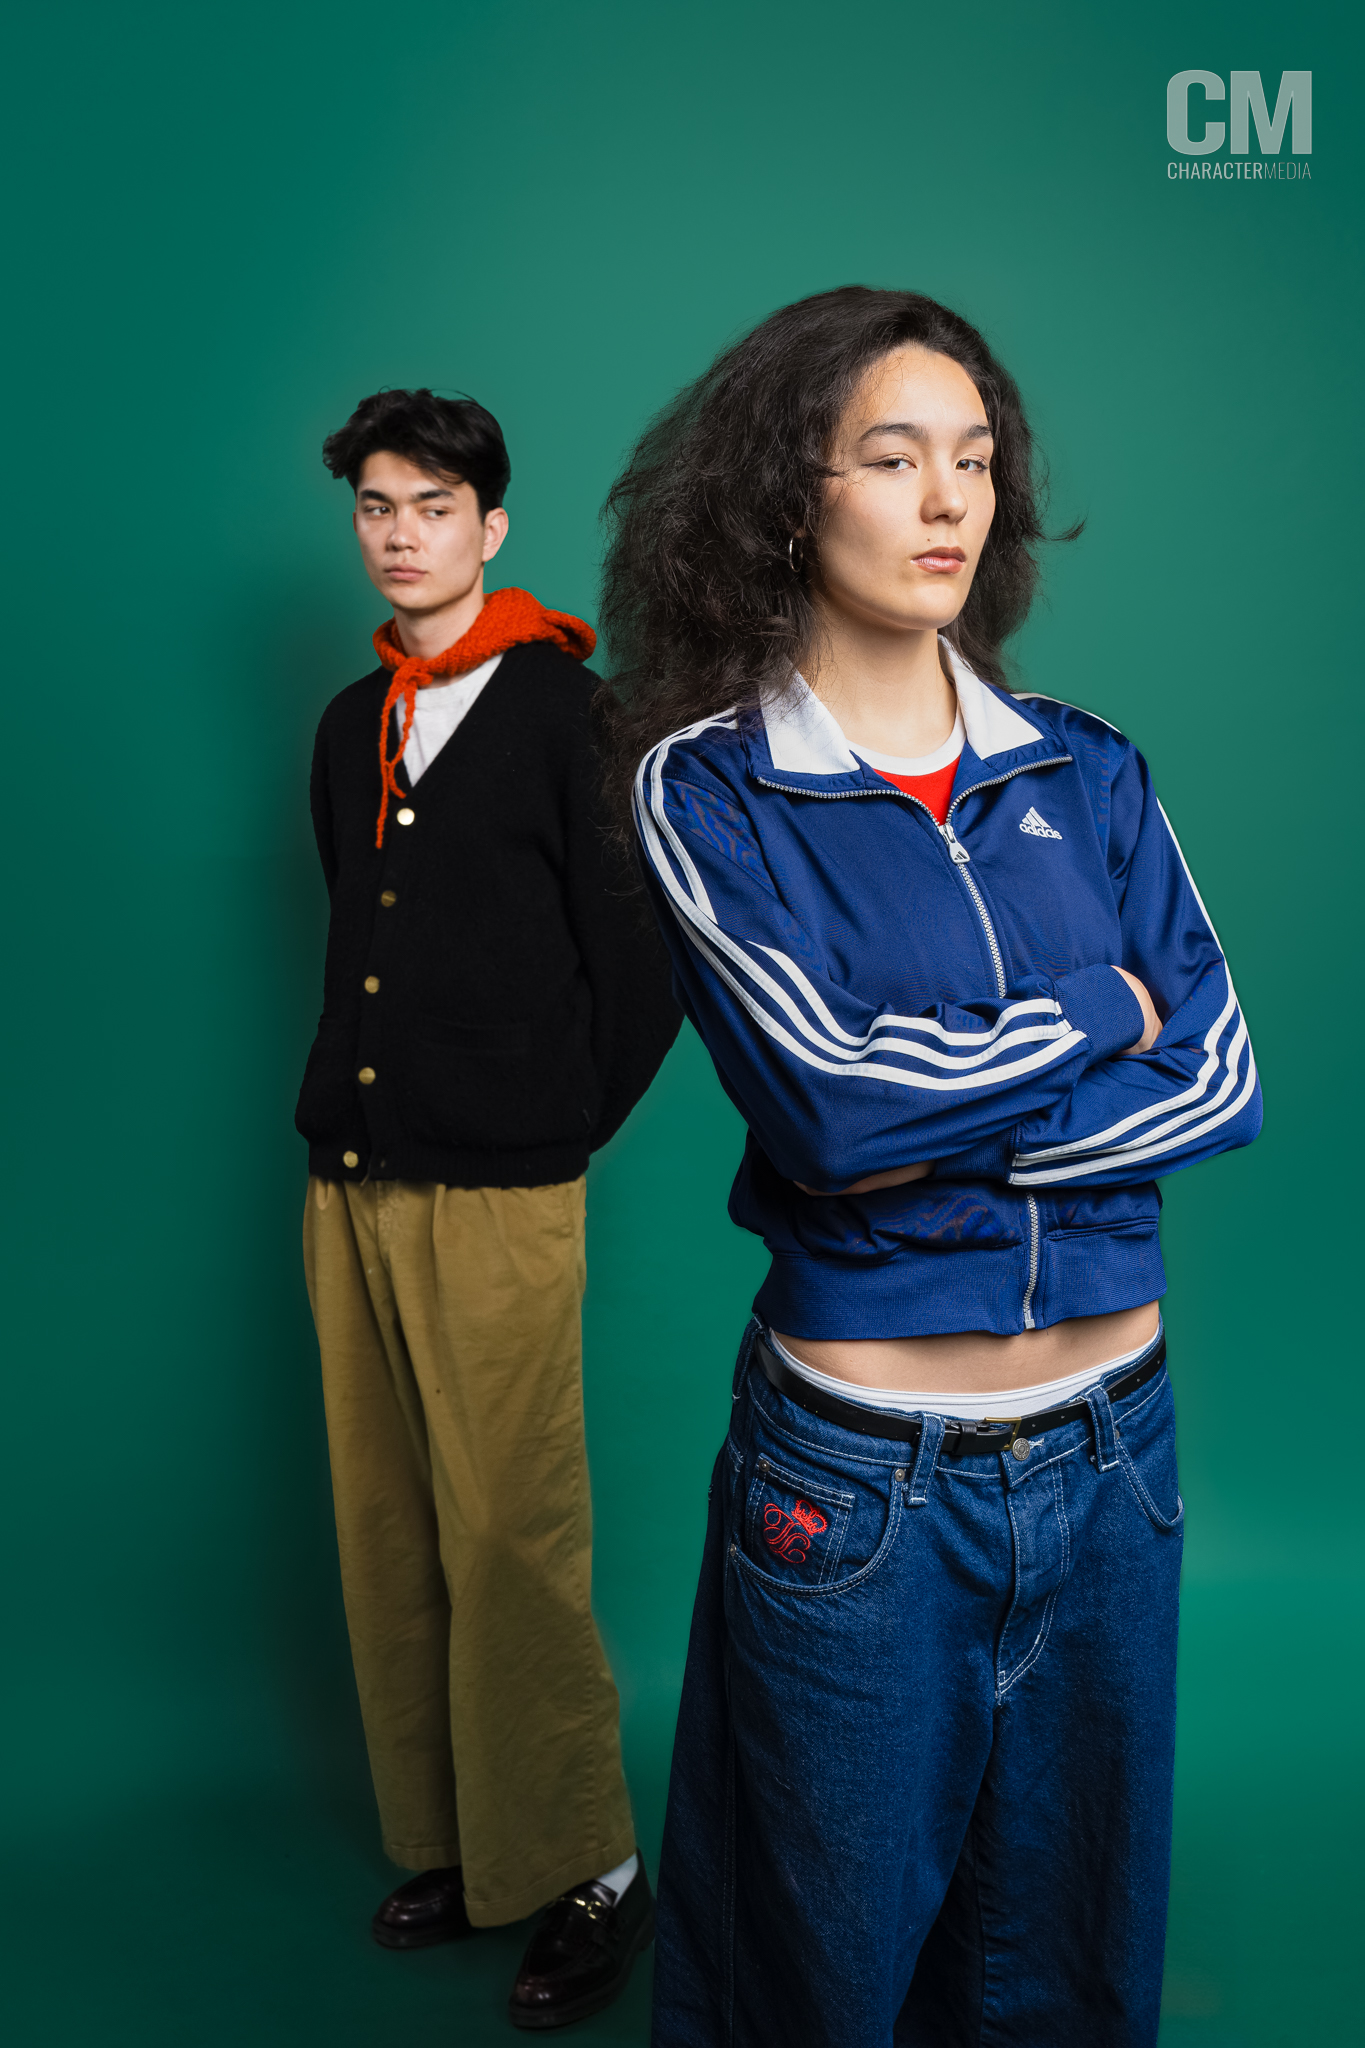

{"left": 634, "top": 650, "right": 1261, "bottom": 1339}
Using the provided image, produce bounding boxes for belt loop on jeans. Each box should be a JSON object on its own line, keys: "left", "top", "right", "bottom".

{"left": 905, "top": 1412, "right": 945, "bottom": 1505}
{"left": 734, "top": 1319, "right": 763, "bottom": 1403}
{"left": 1084, "top": 1381, "right": 1121, "bottom": 1471}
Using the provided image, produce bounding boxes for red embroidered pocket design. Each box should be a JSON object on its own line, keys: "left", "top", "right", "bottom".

{"left": 762, "top": 1497, "right": 829, "bottom": 1565}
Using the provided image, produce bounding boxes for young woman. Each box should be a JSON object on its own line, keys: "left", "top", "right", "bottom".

{"left": 600, "top": 289, "right": 1261, "bottom": 2047}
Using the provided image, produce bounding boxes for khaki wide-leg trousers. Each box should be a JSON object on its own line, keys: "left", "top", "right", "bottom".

{"left": 302, "top": 1175, "right": 635, "bottom": 1927}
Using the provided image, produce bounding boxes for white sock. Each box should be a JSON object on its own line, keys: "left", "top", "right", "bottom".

{"left": 595, "top": 1850, "right": 639, "bottom": 1901}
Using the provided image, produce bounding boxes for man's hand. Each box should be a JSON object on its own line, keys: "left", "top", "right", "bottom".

{"left": 795, "top": 1161, "right": 935, "bottom": 1198}
{"left": 1114, "top": 967, "right": 1161, "bottom": 1054}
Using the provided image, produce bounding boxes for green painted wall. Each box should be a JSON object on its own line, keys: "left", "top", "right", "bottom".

{"left": 2, "top": 2, "right": 1358, "bottom": 2041}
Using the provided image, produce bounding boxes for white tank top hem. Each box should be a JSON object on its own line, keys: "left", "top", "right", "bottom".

{"left": 766, "top": 1322, "right": 1163, "bottom": 1423}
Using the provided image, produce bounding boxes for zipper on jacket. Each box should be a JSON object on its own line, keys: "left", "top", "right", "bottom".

{"left": 945, "top": 759, "right": 1072, "bottom": 820}
{"left": 755, "top": 754, "right": 1068, "bottom": 1330}
{"left": 943, "top": 760, "right": 1068, "bottom": 1327}
{"left": 941, "top": 825, "right": 1044, "bottom": 1325}
{"left": 939, "top": 766, "right": 1071, "bottom": 1330}
{"left": 1021, "top": 1195, "right": 1040, "bottom": 1329}
{"left": 936, "top": 820, "right": 1006, "bottom": 997}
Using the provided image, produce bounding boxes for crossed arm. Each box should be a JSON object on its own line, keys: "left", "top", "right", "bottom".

{"left": 795, "top": 968, "right": 1162, "bottom": 1197}
{"left": 635, "top": 734, "right": 1259, "bottom": 1198}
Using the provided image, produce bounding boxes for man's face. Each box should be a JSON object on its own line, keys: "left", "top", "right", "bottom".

{"left": 352, "top": 450, "right": 508, "bottom": 617}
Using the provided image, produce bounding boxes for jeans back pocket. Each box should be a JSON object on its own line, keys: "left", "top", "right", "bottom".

{"left": 744, "top": 1456, "right": 853, "bottom": 1587}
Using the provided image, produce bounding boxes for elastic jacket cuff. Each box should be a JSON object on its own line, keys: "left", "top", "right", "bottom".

{"left": 1054, "top": 962, "right": 1145, "bottom": 1064}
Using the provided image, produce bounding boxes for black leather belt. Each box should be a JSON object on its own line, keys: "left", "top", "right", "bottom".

{"left": 753, "top": 1332, "right": 1166, "bottom": 1463}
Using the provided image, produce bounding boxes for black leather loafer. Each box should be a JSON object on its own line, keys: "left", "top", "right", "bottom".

{"left": 508, "top": 1863, "right": 655, "bottom": 2029}
{"left": 371, "top": 1865, "right": 476, "bottom": 1949}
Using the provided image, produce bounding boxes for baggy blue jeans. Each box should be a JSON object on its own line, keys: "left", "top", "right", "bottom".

{"left": 652, "top": 1320, "right": 1184, "bottom": 2047}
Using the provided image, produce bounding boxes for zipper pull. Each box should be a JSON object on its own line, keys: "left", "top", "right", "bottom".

{"left": 940, "top": 821, "right": 970, "bottom": 864}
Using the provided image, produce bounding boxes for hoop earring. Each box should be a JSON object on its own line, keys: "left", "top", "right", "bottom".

{"left": 787, "top": 535, "right": 804, "bottom": 575}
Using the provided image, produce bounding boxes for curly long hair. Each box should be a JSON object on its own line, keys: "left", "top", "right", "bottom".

{"left": 598, "top": 286, "right": 1072, "bottom": 824}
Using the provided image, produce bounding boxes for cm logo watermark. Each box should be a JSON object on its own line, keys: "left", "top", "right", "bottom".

{"left": 1166, "top": 71, "right": 1312, "bottom": 181}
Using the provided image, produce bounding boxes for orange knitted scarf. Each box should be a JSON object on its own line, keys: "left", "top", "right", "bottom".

{"left": 372, "top": 587, "right": 596, "bottom": 846}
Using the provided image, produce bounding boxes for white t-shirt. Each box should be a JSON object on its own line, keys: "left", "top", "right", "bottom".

{"left": 848, "top": 709, "right": 965, "bottom": 778}
{"left": 393, "top": 654, "right": 504, "bottom": 784}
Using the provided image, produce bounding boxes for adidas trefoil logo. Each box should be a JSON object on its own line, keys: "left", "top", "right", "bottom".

{"left": 1019, "top": 806, "right": 1062, "bottom": 840}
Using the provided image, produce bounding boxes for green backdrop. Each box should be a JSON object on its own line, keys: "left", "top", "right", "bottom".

{"left": 2, "top": 2, "right": 1359, "bottom": 2042}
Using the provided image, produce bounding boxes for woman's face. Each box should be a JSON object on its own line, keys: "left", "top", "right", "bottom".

{"left": 812, "top": 346, "right": 996, "bottom": 637}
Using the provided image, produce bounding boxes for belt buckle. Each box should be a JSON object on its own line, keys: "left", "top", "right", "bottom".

{"left": 984, "top": 1414, "right": 1035, "bottom": 1463}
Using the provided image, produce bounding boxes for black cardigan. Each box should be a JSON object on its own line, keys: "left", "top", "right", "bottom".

{"left": 297, "top": 641, "right": 680, "bottom": 1188}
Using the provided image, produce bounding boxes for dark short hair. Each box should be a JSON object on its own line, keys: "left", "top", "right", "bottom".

{"left": 322, "top": 388, "right": 511, "bottom": 516}
{"left": 599, "top": 286, "right": 1076, "bottom": 824}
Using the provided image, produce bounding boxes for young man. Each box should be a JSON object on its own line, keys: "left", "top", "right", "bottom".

{"left": 298, "top": 387, "right": 679, "bottom": 2028}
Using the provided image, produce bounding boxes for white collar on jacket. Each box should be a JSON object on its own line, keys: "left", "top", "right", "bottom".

{"left": 761, "top": 639, "right": 1042, "bottom": 776}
